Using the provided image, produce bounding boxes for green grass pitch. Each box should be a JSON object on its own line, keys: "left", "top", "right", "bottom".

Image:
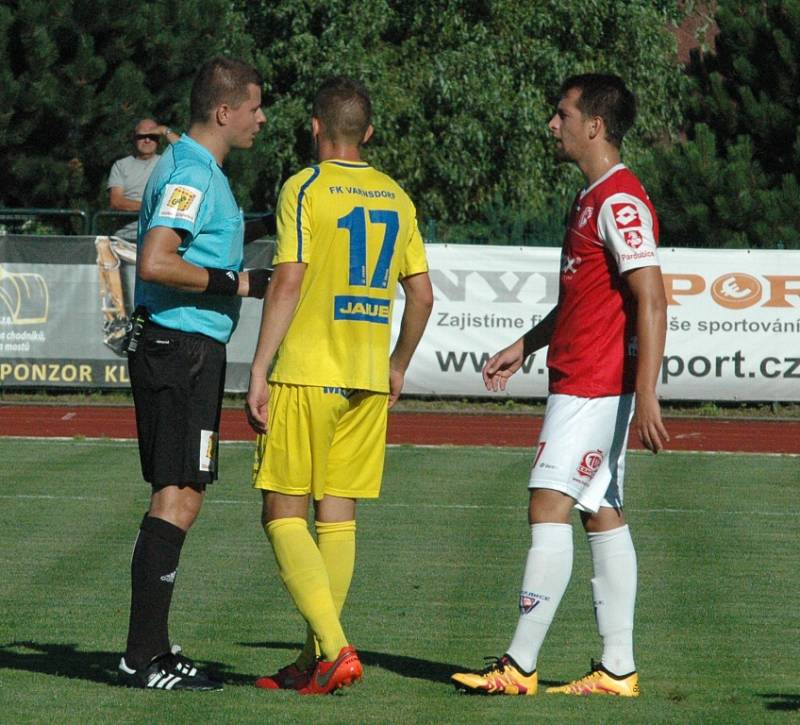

{"left": 1, "top": 439, "right": 798, "bottom": 722}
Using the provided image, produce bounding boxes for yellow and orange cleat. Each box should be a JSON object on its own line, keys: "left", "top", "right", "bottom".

{"left": 546, "top": 660, "right": 639, "bottom": 697}
{"left": 451, "top": 655, "right": 538, "bottom": 696}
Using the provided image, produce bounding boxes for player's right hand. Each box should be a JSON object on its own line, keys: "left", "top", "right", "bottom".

{"left": 245, "top": 375, "right": 269, "bottom": 434}
{"left": 482, "top": 339, "right": 526, "bottom": 392}
{"left": 388, "top": 367, "right": 405, "bottom": 408}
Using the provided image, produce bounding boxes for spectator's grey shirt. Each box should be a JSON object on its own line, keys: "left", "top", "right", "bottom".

{"left": 108, "top": 155, "right": 160, "bottom": 239}
{"left": 108, "top": 155, "right": 161, "bottom": 200}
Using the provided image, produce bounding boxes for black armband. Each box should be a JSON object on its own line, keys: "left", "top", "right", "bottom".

{"left": 205, "top": 267, "right": 239, "bottom": 296}
{"left": 247, "top": 267, "right": 272, "bottom": 299}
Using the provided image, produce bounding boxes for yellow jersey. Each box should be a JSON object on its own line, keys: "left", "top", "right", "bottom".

{"left": 269, "top": 159, "right": 429, "bottom": 392}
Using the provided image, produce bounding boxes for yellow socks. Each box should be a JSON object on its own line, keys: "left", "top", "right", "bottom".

{"left": 296, "top": 520, "right": 357, "bottom": 669}
{"left": 317, "top": 520, "right": 357, "bottom": 611}
{"left": 265, "top": 517, "right": 348, "bottom": 661}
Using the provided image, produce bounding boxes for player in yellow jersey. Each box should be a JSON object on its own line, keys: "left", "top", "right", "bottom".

{"left": 246, "top": 76, "right": 433, "bottom": 695}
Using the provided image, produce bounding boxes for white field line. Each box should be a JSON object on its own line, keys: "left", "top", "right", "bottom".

{"left": 0, "top": 494, "right": 110, "bottom": 501}
{"left": 1, "top": 493, "right": 798, "bottom": 517}
{"left": 0, "top": 436, "right": 797, "bottom": 458}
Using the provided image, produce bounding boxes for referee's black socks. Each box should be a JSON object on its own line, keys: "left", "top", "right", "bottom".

{"left": 125, "top": 514, "right": 186, "bottom": 669}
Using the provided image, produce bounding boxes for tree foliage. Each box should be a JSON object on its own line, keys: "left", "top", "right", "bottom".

{"left": 641, "top": 0, "right": 800, "bottom": 248}
{"left": 0, "top": 0, "right": 253, "bottom": 214}
{"left": 2, "top": 0, "right": 688, "bottom": 242}
{"left": 246, "top": 0, "right": 687, "bottom": 240}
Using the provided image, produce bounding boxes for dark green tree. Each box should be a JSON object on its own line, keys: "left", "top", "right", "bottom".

{"left": 0, "top": 0, "right": 255, "bottom": 219}
{"left": 245, "top": 0, "right": 688, "bottom": 242}
{"left": 641, "top": 0, "right": 800, "bottom": 248}
{"left": 2, "top": 0, "right": 689, "bottom": 240}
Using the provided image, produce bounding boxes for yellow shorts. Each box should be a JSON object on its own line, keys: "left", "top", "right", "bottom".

{"left": 252, "top": 384, "right": 388, "bottom": 500}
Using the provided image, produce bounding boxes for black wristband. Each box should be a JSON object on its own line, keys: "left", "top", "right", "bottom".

{"left": 205, "top": 267, "right": 239, "bottom": 296}
{"left": 247, "top": 268, "right": 272, "bottom": 299}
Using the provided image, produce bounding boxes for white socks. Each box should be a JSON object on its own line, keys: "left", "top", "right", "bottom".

{"left": 588, "top": 524, "right": 637, "bottom": 675}
{"left": 504, "top": 522, "right": 638, "bottom": 677}
{"left": 506, "top": 523, "right": 573, "bottom": 673}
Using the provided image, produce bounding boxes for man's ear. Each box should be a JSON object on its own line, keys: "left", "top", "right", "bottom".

{"left": 362, "top": 124, "right": 374, "bottom": 145}
{"left": 216, "top": 104, "right": 230, "bottom": 127}
{"left": 588, "top": 116, "right": 603, "bottom": 141}
{"left": 311, "top": 116, "right": 321, "bottom": 138}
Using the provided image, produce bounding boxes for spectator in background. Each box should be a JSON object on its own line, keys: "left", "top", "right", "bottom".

{"left": 107, "top": 119, "right": 180, "bottom": 239}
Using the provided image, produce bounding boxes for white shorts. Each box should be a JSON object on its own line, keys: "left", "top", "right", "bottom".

{"left": 528, "top": 393, "right": 634, "bottom": 513}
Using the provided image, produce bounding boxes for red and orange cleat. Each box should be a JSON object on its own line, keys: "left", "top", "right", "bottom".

{"left": 298, "top": 645, "right": 363, "bottom": 695}
{"left": 255, "top": 661, "right": 313, "bottom": 691}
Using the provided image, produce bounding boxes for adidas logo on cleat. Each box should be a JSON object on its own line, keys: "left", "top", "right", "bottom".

{"left": 118, "top": 645, "right": 222, "bottom": 691}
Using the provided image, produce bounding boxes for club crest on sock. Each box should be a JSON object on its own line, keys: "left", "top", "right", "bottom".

{"left": 519, "top": 590, "right": 549, "bottom": 615}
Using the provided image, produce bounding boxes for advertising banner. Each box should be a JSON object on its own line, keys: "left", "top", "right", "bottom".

{"left": 394, "top": 244, "right": 800, "bottom": 401}
{"left": 0, "top": 235, "right": 270, "bottom": 391}
{"left": 1, "top": 237, "right": 798, "bottom": 400}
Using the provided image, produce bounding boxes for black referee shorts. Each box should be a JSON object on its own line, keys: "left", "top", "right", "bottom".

{"left": 128, "top": 321, "right": 226, "bottom": 491}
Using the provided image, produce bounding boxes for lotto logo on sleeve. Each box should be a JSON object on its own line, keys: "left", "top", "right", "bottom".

{"left": 612, "top": 203, "right": 641, "bottom": 229}
{"left": 159, "top": 184, "right": 203, "bottom": 223}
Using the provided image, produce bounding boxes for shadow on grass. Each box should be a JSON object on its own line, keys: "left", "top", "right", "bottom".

{"left": 240, "top": 640, "right": 559, "bottom": 687}
{"left": 759, "top": 693, "right": 800, "bottom": 711}
{"left": 0, "top": 641, "right": 258, "bottom": 687}
{"left": 1, "top": 639, "right": 559, "bottom": 689}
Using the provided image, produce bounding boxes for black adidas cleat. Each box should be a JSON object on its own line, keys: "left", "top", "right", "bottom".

{"left": 118, "top": 645, "right": 222, "bottom": 691}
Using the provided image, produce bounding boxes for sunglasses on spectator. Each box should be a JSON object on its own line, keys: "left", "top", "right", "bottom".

{"left": 135, "top": 133, "right": 161, "bottom": 142}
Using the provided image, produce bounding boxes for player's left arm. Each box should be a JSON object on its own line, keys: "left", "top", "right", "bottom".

{"left": 625, "top": 265, "right": 669, "bottom": 453}
{"left": 598, "top": 191, "right": 669, "bottom": 452}
{"left": 389, "top": 271, "right": 433, "bottom": 408}
{"left": 245, "top": 261, "right": 307, "bottom": 433}
{"left": 246, "top": 174, "right": 312, "bottom": 431}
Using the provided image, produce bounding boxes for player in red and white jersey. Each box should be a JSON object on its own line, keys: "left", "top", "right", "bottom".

{"left": 452, "top": 74, "right": 668, "bottom": 698}
{"left": 549, "top": 163, "right": 659, "bottom": 396}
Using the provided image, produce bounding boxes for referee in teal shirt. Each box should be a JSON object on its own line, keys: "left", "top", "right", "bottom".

{"left": 119, "top": 56, "right": 268, "bottom": 692}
